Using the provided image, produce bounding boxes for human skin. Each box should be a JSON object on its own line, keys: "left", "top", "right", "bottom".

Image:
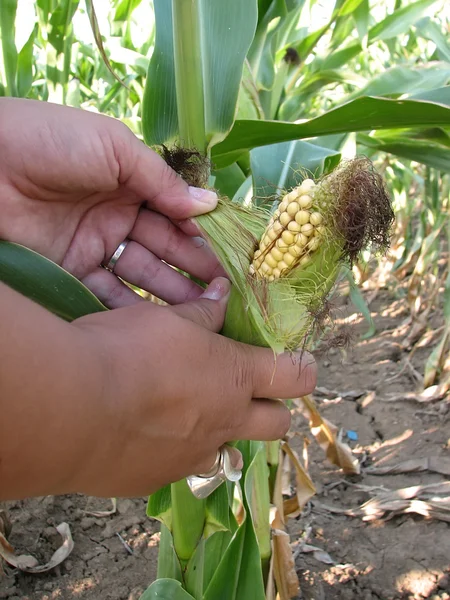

{"left": 0, "top": 99, "right": 317, "bottom": 500}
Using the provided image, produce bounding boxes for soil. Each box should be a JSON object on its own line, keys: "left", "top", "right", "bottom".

{"left": 1, "top": 285, "right": 449, "bottom": 600}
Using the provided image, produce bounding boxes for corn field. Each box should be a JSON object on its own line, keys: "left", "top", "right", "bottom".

{"left": 1, "top": 0, "right": 450, "bottom": 599}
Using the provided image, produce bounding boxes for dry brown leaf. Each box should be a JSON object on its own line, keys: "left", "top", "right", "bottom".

{"left": 272, "top": 529, "right": 300, "bottom": 600}
{"left": 423, "top": 327, "right": 450, "bottom": 389}
{"left": 313, "top": 481, "right": 450, "bottom": 523}
{"left": 0, "top": 522, "right": 74, "bottom": 573}
{"left": 281, "top": 442, "right": 316, "bottom": 519}
{"left": 366, "top": 457, "right": 450, "bottom": 477}
{"left": 296, "top": 395, "right": 360, "bottom": 474}
{"left": 83, "top": 498, "right": 117, "bottom": 518}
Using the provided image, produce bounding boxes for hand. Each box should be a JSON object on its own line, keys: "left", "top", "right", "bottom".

{"left": 71, "top": 278, "right": 317, "bottom": 497}
{"left": 0, "top": 98, "right": 223, "bottom": 306}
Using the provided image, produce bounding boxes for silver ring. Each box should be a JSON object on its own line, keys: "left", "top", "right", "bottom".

{"left": 186, "top": 446, "right": 243, "bottom": 500}
{"left": 103, "top": 240, "right": 129, "bottom": 272}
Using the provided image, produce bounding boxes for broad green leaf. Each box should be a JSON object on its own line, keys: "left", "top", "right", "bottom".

{"left": 358, "top": 134, "right": 450, "bottom": 171}
{"left": 353, "top": 0, "right": 369, "bottom": 44}
{"left": 142, "top": 0, "right": 258, "bottom": 150}
{"left": 203, "top": 442, "right": 266, "bottom": 600}
{"left": 140, "top": 578, "right": 195, "bottom": 600}
{"left": 47, "top": 0, "right": 80, "bottom": 55}
{"left": 0, "top": 242, "right": 106, "bottom": 321}
{"left": 114, "top": 0, "right": 143, "bottom": 22}
{"left": 17, "top": 24, "right": 38, "bottom": 98}
{"left": 415, "top": 17, "right": 450, "bottom": 62}
{"left": 212, "top": 163, "right": 247, "bottom": 199}
{"left": 356, "top": 63, "right": 450, "bottom": 98}
{"left": 251, "top": 140, "right": 340, "bottom": 200}
{"left": 212, "top": 96, "right": 450, "bottom": 168}
{"left": 410, "top": 86, "right": 450, "bottom": 106}
{"left": 321, "top": 40, "right": 362, "bottom": 70}
{"left": 0, "top": 0, "right": 18, "bottom": 96}
{"left": 156, "top": 525, "right": 183, "bottom": 582}
{"left": 368, "top": 0, "right": 438, "bottom": 43}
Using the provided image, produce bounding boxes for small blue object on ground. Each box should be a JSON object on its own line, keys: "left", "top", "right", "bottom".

{"left": 346, "top": 430, "right": 359, "bottom": 441}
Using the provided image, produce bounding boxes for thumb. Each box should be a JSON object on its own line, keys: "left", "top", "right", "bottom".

{"left": 169, "top": 277, "right": 231, "bottom": 332}
{"left": 124, "top": 137, "right": 218, "bottom": 220}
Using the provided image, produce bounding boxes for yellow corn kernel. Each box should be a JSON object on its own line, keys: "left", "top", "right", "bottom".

{"left": 272, "top": 267, "right": 281, "bottom": 278}
{"left": 283, "top": 252, "right": 296, "bottom": 266}
{"left": 308, "top": 237, "right": 320, "bottom": 251}
{"left": 264, "top": 253, "right": 278, "bottom": 269}
{"left": 301, "top": 223, "right": 314, "bottom": 236}
{"left": 287, "top": 220, "right": 301, "bottom": 232}
{"left": 300, "top": 255, "right": 311, "bottom": 266}
{"left": 289, "top": 244, "right": 303, "bottom": 258}
{"left": 295, "top": 210, "right": 310, "bottom": 226}
{"left": 310, "top": 212, "right": 323, "bottom": 226}
{"left": 316, "top": 225, "right": 326, "bottom": 236}
{"left": 286, "top": 190, "right": 298, "bottom": 202}
{"left": 279, "top": 212, "right": 291, "bottom": 226}
{"left": 276, "top": 238, "right": 289, "bottom": 251}
{"left": 300, "top": 179, "right": 315, "bottom": 193}
{"left": 278, "top": 200, "right": 288, "bottom": 212}
{"left": 273, "top": 220, "right": 284, "bottom": 235}
{"left": 261, "top": 261, "right": 272, "bottom": 275}
{"left": 278, "top": 260, "right": 289, "bottom": 272}
{"left": 295, "top": 233, "right": 309, "bottom": 247}
{"left": 267, "top": 226, "right": 278, "bottom": 241}
{"left": 281, "top": 230, "right": 295, "bottom": 245}
{"left": 298, "top": 194, "right": 313, "bottom": 209}
{"left": 271, "top": 247, "right": 284, "bottom": 262}
{"left": 286, "top": 201, "right": 299, "bottom": 217}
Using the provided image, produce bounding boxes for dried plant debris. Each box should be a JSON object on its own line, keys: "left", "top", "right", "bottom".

{"left": 314, "top": 481, "right": 450, "bottom": 523}
{"left": 365, "top": 457, "right": 450, "bottom": 477}
{"left": 296, "top": 395, "right": 360, "bottom": 474}
{"left": 0, "top": 522, "right": 74, "bottom": 573}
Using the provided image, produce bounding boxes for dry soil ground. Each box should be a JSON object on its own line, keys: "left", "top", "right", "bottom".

{"left": 1, "top": 286, "right": 449, "bottom": 600}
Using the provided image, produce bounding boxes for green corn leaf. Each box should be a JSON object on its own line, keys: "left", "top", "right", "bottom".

{"left": 355, "top": 63, "right": 450, "bottom": 99}
{"left": 142, "top": 0, "right": 258, "bottom": 150}
{"left": 140, "top": 578, "right": 195, "bottom": 600}
{"left": 358, "top": 134, "right": 450, "bottom": 172}
{"left": 414, "top": 17, "right": 450, "bottom": 62}
{"left": 156, "top": 525, "right": 183, "bottom": 582}
{"left": 203, "top": 442, "right": 266, "bottom": 600}
{"left": 0, "top": 242, "right": 106, "bottom": 321}
{"left": 17, "top": 24, "right": 38, "bottom": 98}
{"left": 251, "top": 139, "right": 340, "bottom": 200}
{"left": 0, "top": 0, "right": 18, "bottom": 97}
{"left": 353, "top": 0, "right": 369, "bottom": 44}
{"left": 212, "top": 96, "right": 450, "bottom": 168}
{"left": 212, "top": 163, "right": 247, "bottom": 199}
{"left": 368, "top": 0, "right": 438, "bottom": 43}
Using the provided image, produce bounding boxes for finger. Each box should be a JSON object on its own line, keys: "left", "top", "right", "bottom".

{"left": 236, "top": 345, "right": 317, "bottom": 400}
{"left": 111, "top": 240, "right": 205, "bottom": 304}
{"left": 130, "top": 209, "right": 226, "bottom": 282}
{"left": 234, "top": 399, "right": 292, "bottom": 441}
{"left": 121, "top": 135, "right": 218, "bottom": 219}
{"left": 82, "top": 268, "right": 145, "bottom": 309}
{"left": 169, "top": 278, "right": 231, "bottom": 332}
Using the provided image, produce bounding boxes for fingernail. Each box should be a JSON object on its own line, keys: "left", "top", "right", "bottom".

{"left": 188, "top": 186, "right": 218, "bottom": 208}
{"left": 201, "top": 277, "right": 231, "bottom": 301}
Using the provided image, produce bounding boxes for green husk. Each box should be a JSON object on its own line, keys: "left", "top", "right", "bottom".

{"left": 196, "top": 157, "right": 394, "bottom": 352}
